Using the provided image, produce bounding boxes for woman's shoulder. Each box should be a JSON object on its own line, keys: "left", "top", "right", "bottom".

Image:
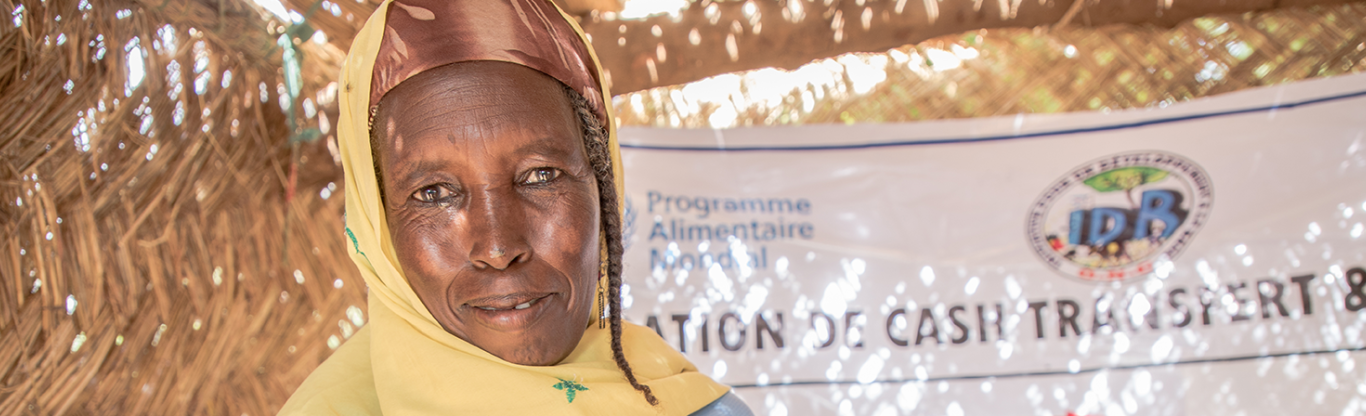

{"left": 277, "top": 327, "right": 381, "bottom": 416}
{"left": 688, "top": 391, "right": 755, "bottom": 416}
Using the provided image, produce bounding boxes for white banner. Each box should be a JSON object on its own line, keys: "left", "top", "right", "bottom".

{"left": 617, "top": 73, "right": 1366, "bottom": 416}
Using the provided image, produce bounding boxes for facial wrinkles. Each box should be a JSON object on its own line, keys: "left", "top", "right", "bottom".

{"left": 400, "top": 76, "right": 531, "bottom": 134}
{"left": 376, "top": 62, "right": 599, "bottom": 365}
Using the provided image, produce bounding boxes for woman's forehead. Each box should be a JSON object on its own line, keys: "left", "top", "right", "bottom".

{"left": 376, "top": 63, "right": 581, "bottom": 164}
{"left": 381, "top": 62, "right": 573, "bottom": 130}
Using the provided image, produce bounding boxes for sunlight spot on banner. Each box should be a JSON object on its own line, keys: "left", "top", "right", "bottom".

{"left": 711, "top": 359, "right": 727, "bottom": 378}
{"left": 946, "top": 401, "right": 964, "bottom": 416}
{"left": 740, "top": 285, "right": 768, "bottom": 318}
{"left": 1090, "top": 373, "right": 1111, "bottom": 401}
{"left": 897, "top": 383, "right": 923, "bottom": 411}
{"left": 826, "top": 360, "right": 843, "bottom": 380}
{"left": 838, "top": 399, "right": 855, "bottom": 416}
{"left": 707, "top": 263, "right": 735, "bottom": 302}
{"left": 1005, "top": 275, "right": 1022, "bottom": 299}
{"left": 964, "top": 276, "right": 980, "bottom": 295}
{"left": 1153, "top": 255, "right": 1175, "bottom": 278}
{"left": 919, "top": 266, "right": 935, "bottom": 286}
{"left": 1132, "top": 371, "right": 1156, "bottom": 402}
{"left": 1143, "top": 275, "right": 1165, "bottom": 295}
{"left": 769, "top": 400, "right": 788, "bottom": 416}
{"left": 1234, "top": 243, "right": 1248, "bottom": 255}
{"left": 1020, "top": 384, "right": 1043, "bottom": 407}
{"left": 1068, "top": 359, "right": 1081, "bottom": 373}
{"left": 870, "top": 403, "right": 896, "bottom": 416}
{"left": 1196, "top": 259, "right": 1219, "bottom": 287}
{"left": 1113, "top": 332, "right": 1131, "bottom": 354}
{"left": 857, "top": 354, "right": 884, "bottom": 384}
{"left": 1077, "top": 335, "right": 1091, "bottom": 354}
{"left": 1128, "top": 295, "right": 1151, "bottom": 326}
{"left": 730, "top": 238, "right": 756, "bottom": 282}
{"left": 1151, "top": 335, "right": 1174, "bottom": 363}
{"left": 980, "top": 380, "right": 993, "bottom": 393}
{"left": 1352, "top": 223, "right": 1363, "bottom": 238}
{"left": 821, "top": 282, "right": 848, "bottom": 318}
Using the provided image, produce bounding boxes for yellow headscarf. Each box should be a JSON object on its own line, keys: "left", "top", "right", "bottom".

{"left": 278, "top": 1, "right": 728, "bottom": 414}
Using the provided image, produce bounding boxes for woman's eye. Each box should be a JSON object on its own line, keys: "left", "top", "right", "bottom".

{"left": 411, "top": 185, "right": 454, "bottom": 203}
{"left": 523, "top": 168, "right": 561, "bottom": 185}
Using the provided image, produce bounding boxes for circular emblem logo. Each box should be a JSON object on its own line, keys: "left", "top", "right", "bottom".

{"left": 1027, "top": 151, "right": 1213, "bottom": 281}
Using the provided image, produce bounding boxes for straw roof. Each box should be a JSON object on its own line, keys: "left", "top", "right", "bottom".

{"left": 288, "top": 0, "right": 1363, "bottom": 93}
{"left": 0, "top": 0, "right": 1363, "bottom": 414}
{"left": 615, "top": 2, "right": 1366, "bottom": 127}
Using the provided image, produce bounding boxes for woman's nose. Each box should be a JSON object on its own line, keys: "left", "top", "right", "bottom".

{"left": 465, "top": 187, "right": 530, "bottom": 270}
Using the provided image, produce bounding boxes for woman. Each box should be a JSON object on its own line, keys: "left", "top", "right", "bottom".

{"left": 279, "top": 1, "right": 751, "bottom": 414}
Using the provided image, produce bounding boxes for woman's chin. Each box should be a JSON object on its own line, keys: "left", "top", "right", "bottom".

{"left": 485, "top": 335, "right": 581, "bottom": 366}
{"left": 451, "top": 303, "right": 590, "bottom": 366}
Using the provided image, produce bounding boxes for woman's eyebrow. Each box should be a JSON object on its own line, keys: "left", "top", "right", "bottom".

{"left": 514, "top": 136, "right": 576, "bottom": 161}
{"left": 396, "top": 159, "right": 455, "bottom": 187}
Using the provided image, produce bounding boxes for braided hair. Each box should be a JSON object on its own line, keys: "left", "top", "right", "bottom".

{"left": 367, "top": 84, "right": 658, "bottom": 407}
{"left": 565, "top": 85, "right": 660, "bottom": 407}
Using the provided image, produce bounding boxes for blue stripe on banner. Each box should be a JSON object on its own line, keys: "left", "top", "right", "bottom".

{"left": 620, "top": 89, "right": 1366, "bottom": 152}
{"left": 730, "top": 345, "right": 1366, "bottom": 389}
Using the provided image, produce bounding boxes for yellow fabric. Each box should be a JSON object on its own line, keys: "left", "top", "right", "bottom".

{"left": 278, "top": 1, "right": 727, "bottom": 415}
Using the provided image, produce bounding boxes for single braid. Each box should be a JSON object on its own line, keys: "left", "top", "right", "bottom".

{"left": 567, "top": 86, "right": 660, "bottom": 407}
{"left": 368, "top": 104, "right": 387, "bottom": 205}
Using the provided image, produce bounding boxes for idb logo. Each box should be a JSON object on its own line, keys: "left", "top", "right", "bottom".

{"left": 1028, "top": 152, "right": 1213, "bottom": 281}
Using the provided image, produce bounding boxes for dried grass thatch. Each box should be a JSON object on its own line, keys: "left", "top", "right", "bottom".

{"left": 1, "top": 0, "right": 357, "bottom": 414}
{"left": 0, "top": 0, "right": 1363, "bottom": 415}
{"left": 615, "top": 2, "right": 1366, "bottom": 127}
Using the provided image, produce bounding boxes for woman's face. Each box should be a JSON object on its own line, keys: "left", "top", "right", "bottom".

{"left": 375, "top": 61, "right": 600, "bottom": 366}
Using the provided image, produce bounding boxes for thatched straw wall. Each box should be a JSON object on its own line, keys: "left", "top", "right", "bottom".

{"left": 1, "top": 0, "right": 357, "bottom": 414}
{"left": 0, "top": 0, "right": 1363, "bottom": 414}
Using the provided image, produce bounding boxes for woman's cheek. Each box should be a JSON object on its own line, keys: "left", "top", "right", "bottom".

{"left": 395, "top": 210, "right": 466, "bottom": 278}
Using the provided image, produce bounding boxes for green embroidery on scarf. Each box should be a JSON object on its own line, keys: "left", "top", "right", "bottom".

{"left": 344, "top": 227, "right": 368, "bottom": 260}
{"left": 552, "top": 378, "right": 589, "bottom": 403}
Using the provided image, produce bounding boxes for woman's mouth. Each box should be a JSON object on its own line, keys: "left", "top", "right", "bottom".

{"left": 471, "top": 294, "right": 547, "bottom": 311}
{"left": 463, "top": 293, "right": 555, "bottom": 330}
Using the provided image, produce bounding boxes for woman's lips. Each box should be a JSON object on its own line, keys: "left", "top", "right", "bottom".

{"left": 463, "top": 293, "right": 554, "bottom": 330}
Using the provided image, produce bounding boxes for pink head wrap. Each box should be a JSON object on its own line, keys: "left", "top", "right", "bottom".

{"left": 369, "top": 0, "right": 607, "bottom": 126}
